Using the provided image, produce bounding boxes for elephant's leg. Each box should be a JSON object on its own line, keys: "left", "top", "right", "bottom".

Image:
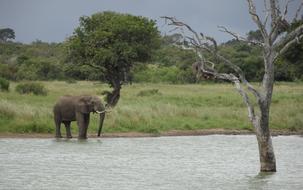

{"left": 63, "top": 121, "right": 72, "bottom": 138}
{"left": 76, "top": 113, "right": 86, "bottom": 139}
{"left": 55, "top": 124, "right": 62, "bottom": 138}
{"left": 83, "top": 114, "right": 90, "bottom": 138}
{"left": 54, "top": 113, "right": 62, "bottom": 138}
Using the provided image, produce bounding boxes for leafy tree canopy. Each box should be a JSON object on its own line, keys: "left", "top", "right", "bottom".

{"left": 66, "top": 11, "right": 160, "bottom": 106}
{"left": 66, "top": 11, "right": 160, "bottom": 88}
{"left": 0, "top": 28, "right": 15, "bottom": 43}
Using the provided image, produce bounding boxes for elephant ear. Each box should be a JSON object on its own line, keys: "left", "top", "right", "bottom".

{"left": 76, "top": 96, "right": 93, "bottom": 114}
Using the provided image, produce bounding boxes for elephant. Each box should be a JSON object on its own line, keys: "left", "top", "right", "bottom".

{"left": 53, "top": 95, "right": 106, "bottom": 139}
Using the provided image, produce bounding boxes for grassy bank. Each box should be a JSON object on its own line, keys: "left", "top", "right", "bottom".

{"left": 0, "top": 81, "right": 302, "bottom": 136}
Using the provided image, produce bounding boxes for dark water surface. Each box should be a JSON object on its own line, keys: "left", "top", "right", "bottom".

{"left": 0, "top": 135, "right": 302, "bottom": 190}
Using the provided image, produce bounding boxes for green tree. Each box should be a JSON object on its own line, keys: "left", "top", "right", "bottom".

{"left": 0, "top": 28, "right": 15, "bottom": 43}
{"left": 247, "top": 29, "right": 263, "bottom": 42}
{"left": 66, "top": 11, "right": 160, "bottom": 106}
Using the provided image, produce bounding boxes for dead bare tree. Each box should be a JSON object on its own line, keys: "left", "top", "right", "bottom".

{"left": 162, "top": 0, "right": 303, "bottom": 172}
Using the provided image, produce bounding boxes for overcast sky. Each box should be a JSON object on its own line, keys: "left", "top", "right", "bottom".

{"left": 0, "top": 0, "right": 300, "bottom": 44}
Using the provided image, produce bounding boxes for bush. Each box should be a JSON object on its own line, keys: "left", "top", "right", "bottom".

{"left": 15, "top": 82, "right": 48, "bottom": 96}
{"left": 0, "top": 77, "right": 9, "bottom": 91}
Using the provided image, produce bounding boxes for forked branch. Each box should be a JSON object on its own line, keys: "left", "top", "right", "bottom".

{"left": 218, "top": 25, "right": 264, "bottom": 46}
{"left": 247, "top": 0, "right": 303, "bottom": 60}
{"left": 246, "top": 0, "right": 268, "bottom": 39}
{"left": 295, "top": 1, "right": 303, "bottom": 20}
{"left": 274, "top": 23, "right": 303, "bottom": 59}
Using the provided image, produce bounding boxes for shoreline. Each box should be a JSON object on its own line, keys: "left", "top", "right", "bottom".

{"left": 0, "top": 129, "right": 302, "bottom": 138}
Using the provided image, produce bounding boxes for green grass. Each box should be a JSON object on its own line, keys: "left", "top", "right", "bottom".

{"left": 0, "top": 81, "right": 303, "bottom": 135}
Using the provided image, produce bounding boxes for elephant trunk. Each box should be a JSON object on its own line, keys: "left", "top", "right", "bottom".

{"left": 97, "top": 112, "right": 106, "bottom": 137}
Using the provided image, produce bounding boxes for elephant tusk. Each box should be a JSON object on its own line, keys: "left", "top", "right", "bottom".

{"left": 96, "top": 109, "right": 112, "bottom": 114}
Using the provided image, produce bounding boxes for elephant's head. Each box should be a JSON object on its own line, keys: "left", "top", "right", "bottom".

{"left": 78, "top": 96, "right": 106, "bottom": 136}
{"left": 91, "top": 96, "right": 105, "bottom": 114}
{"left": 77, "top": 96, "right": 105, "bottom": 114}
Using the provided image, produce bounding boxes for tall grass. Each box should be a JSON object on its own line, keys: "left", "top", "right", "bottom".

{"left": 0, "top": 81, "right": 302, "bottom": 134}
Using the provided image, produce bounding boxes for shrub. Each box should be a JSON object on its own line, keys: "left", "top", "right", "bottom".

{"left": 0, "top": 77, "right": 9, "bottom": 91}
{"left": 137, "top": 89, "right": 161, "bottom": 97}
{"left": 15, "top": 82, "right": 48, "bottom": 96}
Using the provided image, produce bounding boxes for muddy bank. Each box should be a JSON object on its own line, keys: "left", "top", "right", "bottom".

{"left": 0, "top": 129, "right": 302, "bottom": 138}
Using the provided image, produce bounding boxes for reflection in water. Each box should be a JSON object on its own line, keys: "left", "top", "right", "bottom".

{"left": 248, "top": 172, "right": 275, "bottom": 190}
{"left": 54, "top": 138, "right": 103, "bottom": 144}
{"left": 0, "top": 135, "right": 302, "bottom": 190}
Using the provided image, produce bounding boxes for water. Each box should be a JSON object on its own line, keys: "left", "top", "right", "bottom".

{"left": 0, "top": 135, "right": 302, "bottom": 190}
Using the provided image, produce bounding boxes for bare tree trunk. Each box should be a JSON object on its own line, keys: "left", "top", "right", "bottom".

{"left": 255, "top": 51, "right": 276, "bottom": 172}
{"left": 254, "top": 107, "right": 276, "bottom": 172}
{"left": 107, "top": 85, "right": 121, "bottom": 107}
{"left": 256, "top": 128, "right": 276, "bottom": 172}
{"left": 103, "top": 79, "right": 121, "bottom": 108}
{"left": 162, "top": 0, "right": 303, "bottom": 171}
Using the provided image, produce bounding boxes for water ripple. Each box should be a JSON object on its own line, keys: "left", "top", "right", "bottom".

{"left": 0, "top": 136, "right": 302, "bottom": 190}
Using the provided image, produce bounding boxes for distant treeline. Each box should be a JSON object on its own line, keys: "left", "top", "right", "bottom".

{"left": 0, "top": 33, "right": 302, "bottom": 83}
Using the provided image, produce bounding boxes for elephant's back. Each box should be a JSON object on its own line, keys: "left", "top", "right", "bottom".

{"left": 54, "top": 96, "right": 74, "bottom": 108}
{"left": 58, "top": 95, "right": 85, "bottom": 104}
{"left": 53, "top": 96, "right": 78, "bottom": 120}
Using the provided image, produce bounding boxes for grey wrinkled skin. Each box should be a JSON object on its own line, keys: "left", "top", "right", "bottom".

{"left": 53, "top": 95, "right": 105, "bottom": 139}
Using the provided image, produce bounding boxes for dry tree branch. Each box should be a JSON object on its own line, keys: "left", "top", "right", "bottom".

{"left": 204, "top": 35, "right": 218, "bottom": 51}
{"left": 263, "top": 10, "right": 271, "bottom": 27}
{"left": 248, "top": 0, "right": 300, "bottom": 48}
{"left": 162, "top": 16, "right": 263, "bottom": 106}
{"left": 218, "top": 26, "right": 246, "bottom": 41}
{"left": 282, "top": 0, "right": 293, "bottom": 20}
{"left": 264, "top": 0, "right": 288, "bottom": 43}
{"left": 269, "top": 0, "right": 280, "bottom": 24}
{"left": 274, "top": 23, "right": 303, "bottom": 56}
{"left": 218, "top": 26, "right": 245, "bottom": 40}
{"left": 264, "top": 0, "right": 268, "bottom": 11}
{"left": 262, "top": 0, "right": 271, "bottom": 27}
{"left": 214, "top": 54, "right": 262, "bottom": 100}
{"left": 161, "top": 16, "right": 203, "bottom": 46}
{"left": 275, "top": 34, "right": 303, "bottom": 60}
{"left": 218, "top": 25, "right": 264, "bottom": 46}
{"left": 295, "top": 1, "right": 303, "bottom": 20}
{"left": 233, "top": 78, "right": 258, "bottom": 123}
{"left": 268, "top": 0, "right": 296, "bottom": 43}
{"left": 247, "top": 0, "right": 268, "bottom": 39}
